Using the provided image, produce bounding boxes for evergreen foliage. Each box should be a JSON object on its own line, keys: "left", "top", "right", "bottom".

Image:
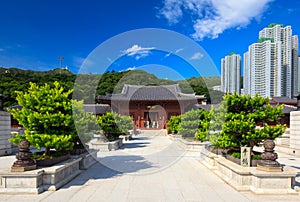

{"left": 215, "top": 93, "right": 285, "bottom": 149}
{"left": 1, "top": 67, "right": 222, "bottom": 106}
{"left": 8, "top": 81, "right": 75, "bottom": 156}
{"left": 167, "top": 115, "right": 181, "bottom": 134}
{"left": 178, "top": 109, "right": 211, "bottom": 141}
{"left": 97, "top": 112, "right": 133, "bottom": 141}
{"left": 72, "top": 100, "right": 98, "bottom": 148}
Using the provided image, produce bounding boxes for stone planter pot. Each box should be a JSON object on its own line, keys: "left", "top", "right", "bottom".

{"left": 226, "top": 155, "right": 260, "bottom": 167}
{"left": 36, "top": 153, "right": 70, "bottom": 167}
{"left": 91, "top": 138, "right": 123, "bottom": 151}
{"left": 70, "top": 148, "right": 87, "bottom": 155}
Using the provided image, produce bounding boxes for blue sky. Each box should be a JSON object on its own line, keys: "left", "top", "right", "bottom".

{"left": 0, "top": 0, "right": 299, "bottom": 80}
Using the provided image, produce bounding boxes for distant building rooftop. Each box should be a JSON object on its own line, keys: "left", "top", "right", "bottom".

{"left": 270, "top": 97, "right": 297, "bottom": 105}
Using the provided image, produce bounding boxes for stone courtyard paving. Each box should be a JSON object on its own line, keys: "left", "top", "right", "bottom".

{"left": 1, "top": 131, "right": 300, "bottom": 202}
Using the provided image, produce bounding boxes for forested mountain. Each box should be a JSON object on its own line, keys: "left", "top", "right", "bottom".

{"left": 0, "top": 67, "right": 76, "bottom": 107}
{"left": 0, "top": 67, "right": 223, "bottom": 107}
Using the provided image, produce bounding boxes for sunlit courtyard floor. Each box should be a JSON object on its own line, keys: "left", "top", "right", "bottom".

{"left": 0, "top": 131, "right": 300, "bottom": 202}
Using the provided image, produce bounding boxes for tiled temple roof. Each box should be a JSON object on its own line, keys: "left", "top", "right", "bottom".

{"left": 98, "top": 84, "right": 206, "bottom": 101}
{"left": 83, "top": 104, "right": 110, "bottom": 115}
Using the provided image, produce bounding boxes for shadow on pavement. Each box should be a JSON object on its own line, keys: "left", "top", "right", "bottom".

{"left": 61, "top": 155, "right": 155, "bottom": 189}
{"left": 120, "top": 142, "right": 150, "bottom": 149}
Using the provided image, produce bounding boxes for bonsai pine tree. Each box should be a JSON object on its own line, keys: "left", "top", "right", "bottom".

{"left": 113, "top": 113, "right": 133, "bottom": 135}
{"left": 72, "top": 100, "right": 98, "bottom": 149}
{"left": 8, "top": 82, "right": 74, "bottom": 156}
{"left": 167, "top": 115, "right": 181, "bottom": 134}
{"left": 178, "top": 109, "right": 211, "bottom": 141}
{"left": 215, "top": 93, "right": 285, "bottom": 150}
{"left": 97, "top": 112, "right": 132, "bottom": 141}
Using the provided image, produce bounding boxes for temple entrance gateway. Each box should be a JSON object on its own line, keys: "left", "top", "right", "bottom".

{"left": 97, "top": 84, "right": 206, "bottom": 130}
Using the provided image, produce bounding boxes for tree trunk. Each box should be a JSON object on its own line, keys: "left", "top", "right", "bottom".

{"left": 43, "top": 147, "right": 50, "bottom": 156}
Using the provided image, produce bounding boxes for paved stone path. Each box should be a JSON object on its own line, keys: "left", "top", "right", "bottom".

{"left": 1, "top": 131, "right": 300, "bottom": 201}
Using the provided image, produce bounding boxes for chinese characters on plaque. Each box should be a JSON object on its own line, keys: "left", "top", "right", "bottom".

{"left": 241, "top": 147, "right": 251, "bottom": 167}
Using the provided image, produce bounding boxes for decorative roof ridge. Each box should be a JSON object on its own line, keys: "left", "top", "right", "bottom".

{"left": 283, "top": 104, "right": 297, "bottom": 109}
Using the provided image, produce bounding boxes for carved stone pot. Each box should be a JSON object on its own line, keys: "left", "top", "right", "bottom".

{"left": 257, "top": 139, "right": 282, "bottom": 172}
{"left": 11, "top": 139, "right": 36, "bottom": 172}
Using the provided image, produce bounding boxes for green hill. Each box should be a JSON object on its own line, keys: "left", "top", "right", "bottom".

{"left": 0, "top": 67, "right": 223, "bottom": 106}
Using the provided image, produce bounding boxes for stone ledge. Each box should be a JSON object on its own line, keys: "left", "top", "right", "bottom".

{"left": 0, "top": 156, "right": 85, "bottom": 194}
{"left": 71, "top": 149, "right": 99, "bottom": 170}
{"left": 199, "top": 148, "right": 219, "bottom": 169}
{"left": 200, "top": 149, "right": 299, "bottom": 195}
{"left": 42, "top": 158, "right": 82, "bottom": 191}
{"left": 167, "top": 134, "right": 209, "bottom": 151}
{"left": 90, "top": 139, "right": 123, "bottom": 151}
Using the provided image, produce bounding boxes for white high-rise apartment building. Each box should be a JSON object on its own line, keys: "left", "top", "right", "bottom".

{"left": 244, "top": 24, "right": 298, "bottom": 98}
{"left": 298, "top": 55, "right": 300, "bottom": 94}
{"left": 221, "top": 53, "right": 241, "bottom": 94}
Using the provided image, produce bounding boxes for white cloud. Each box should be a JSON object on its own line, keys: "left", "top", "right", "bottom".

{"left": 175, "top": 48, "right": 184, "bottom": 53}
{"left": 126, "top": 66, "right": 136, "bottom": 71}
{"left": 159, "top": 0, "right": 273, "bottom": 40}
{"left": 122, "top": 44, "right": 155, "bottom": 60}
{"left": 190, "top": 52, "right": 204, "bottom": 60}
{"left": 164, "top": 48, "right": 184, "bottom": 58}
{"left": 165, "top": 52, "right": 172, "bottom": 58}
{"left": 119, "top": 66, "right": 136, "bottom": 72}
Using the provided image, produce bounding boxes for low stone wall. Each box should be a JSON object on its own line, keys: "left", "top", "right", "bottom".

{"left": 0, "top": 151, "right": 98, "bottom": 194}
{"left": 71, "top": 149, "right": 98, "bottom": 170}
{"left": 168, "top": 134, "right": 209, "bottom": 151}
{"left": 0, "top": 170, "right": 44, "bottom": 194}
{"left": 42, "top": 158, "right": 82, "bottom": 191}
{"left": 199, "top": 148, "right": 298, "bottom": 195}
{"left": 0, "top": 111, "right": 12, "bottom": 156}
{"left": 90, "top": 138, "right": 123, "bottom": 151}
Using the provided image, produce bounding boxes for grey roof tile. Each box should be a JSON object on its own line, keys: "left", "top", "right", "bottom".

{"left": 98, "top": 84, "right": 205, "bottom": 101}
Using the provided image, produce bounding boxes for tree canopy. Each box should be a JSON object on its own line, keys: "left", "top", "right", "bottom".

{"left": 8, "top": 82, "right": 75, "bottom": 155}
{"left": 1, "top": 67, "right": 222, "bottom": 106}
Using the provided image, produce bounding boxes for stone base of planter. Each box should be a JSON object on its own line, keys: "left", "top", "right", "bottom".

{"left": 226, "top": 155, "right": 260, "bottom": 167}
{"left": 199, "top": 148, "right": 298, "bottom": 195}
{"left": 11, "top": 165, "right": 37, "bottom": 172}
{"left": 36, "top": 153, "right": 70, "bottom": 167}
{"left": 177, "top": 138, "right": 209, "bottom": 152}
{"left": 71, "top": 149, "right": 98, "bottom": 170}
{"left": 256, "top": 164, "right": 282, "bottom": 172}
{"left": 90, "top": 138, "right": 123, "bottom": 151}
{"left": 0, "top": 158, "right": 82, "bottom": 194}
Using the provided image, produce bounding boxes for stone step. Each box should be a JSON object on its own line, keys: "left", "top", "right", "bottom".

{"left": 140, "top": 130, "right": 167, "bottom": 136}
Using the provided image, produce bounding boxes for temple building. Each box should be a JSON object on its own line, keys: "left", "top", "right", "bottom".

{"left": 97, "top": 84, "right": 206, "bottom": 130}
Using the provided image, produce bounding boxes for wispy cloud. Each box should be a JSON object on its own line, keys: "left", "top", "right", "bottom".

{"left": 159, "top": 0, "right": 273, "bottom": 40}
{"left": 126, "top": 67, "right": 136, "bottom": 71}
{"left": 0, "top": 48, "right": 4, "bottom": 52}
{"left": 175, "top": 48, "right": 184, "bottom": 53}
{"left": 165, "top": 48, "right": 184, "bottom": 58}
{"left": 190, "top": 52, "right": 204, "bottom": 60}
{"left": 119, "top": 66, "right": 136, "bottom": 72}
{"left": 122, "top": 44, "right": 155, "bottom": 60}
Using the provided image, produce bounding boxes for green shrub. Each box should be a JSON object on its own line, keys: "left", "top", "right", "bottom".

{"left": 179, "top": 109, "right": 210, "bottom": 140}
{"left": 8, "top": 82, "right": 75, "bottom": 156}
{"left": 166, "top": 115, "right": 181, "bottom": 134}
{"left": 97, "top": 112, "right": 133, "bottom": 141}
{"left": 215, "top": 93, "right": 286, "bottom": 150}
